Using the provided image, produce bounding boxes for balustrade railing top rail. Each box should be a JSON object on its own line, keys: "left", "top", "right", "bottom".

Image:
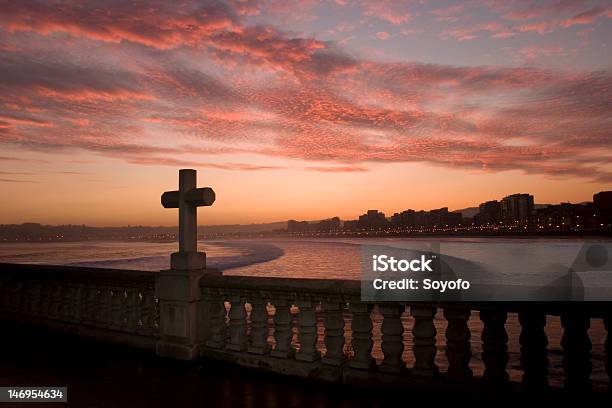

{"left": 0, "top": 262, "right": 156, "bottom": 283}
{"left": 200, "top": 274, "right": 361, "bottom": 297}
{"left": 199, "top": 274, "right": 612, "bottom": 317}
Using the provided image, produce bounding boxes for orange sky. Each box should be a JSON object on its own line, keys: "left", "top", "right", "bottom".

{"left": 0, "top": 1, "right": 611, "bottom": 226}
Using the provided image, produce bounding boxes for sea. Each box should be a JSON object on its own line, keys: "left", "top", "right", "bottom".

{"left": 1, "top": 237, "right": 610, "bottom": 388}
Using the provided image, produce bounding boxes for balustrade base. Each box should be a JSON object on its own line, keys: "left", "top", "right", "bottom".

{"left": 349, "top": 359, "right": 376, "bottom": 370}
{"left": 247, "top": 345, "right": 270, "bottom": 355}
{"left": 199, "top": 346, "right": 524, "bottom": 394}
{"left": 411, "top": 367, "right": 439, "bottom": 377}
{"left": 296, "top": 351, "right": 321, "bottom": 362}
{"left": 226, "top": 343, "right": 248, "bottom": 352}
{"left": 271, "top": 349, "right": 296, "bottom": 359}
{"left": 156, "top": 340, "right": 202, "bottom": 360}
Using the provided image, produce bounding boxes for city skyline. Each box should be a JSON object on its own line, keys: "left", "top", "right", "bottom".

{"left": 1, "top": 1, "right": 611, "bottom": 226}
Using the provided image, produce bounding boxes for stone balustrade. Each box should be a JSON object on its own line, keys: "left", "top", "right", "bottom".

{"left": 199, "top": 274, "right": 612, "bottom": 393}
{"left": 0, "top": 263, "right": 159, "bottom": 349}
{"left": 1, "top": 263, "right": 611, "bottom": 393}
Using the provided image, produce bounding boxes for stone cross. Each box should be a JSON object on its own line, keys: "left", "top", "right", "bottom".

{"left": 161, "top": 169, "right": 215, "bottom": 269}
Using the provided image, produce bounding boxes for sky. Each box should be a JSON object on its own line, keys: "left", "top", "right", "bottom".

{"left": 0, "top": 0, "right": 611, "bottom": 226}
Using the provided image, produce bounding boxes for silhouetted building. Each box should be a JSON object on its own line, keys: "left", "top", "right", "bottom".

{"left": 318, "top": 217, "right": 340, "bottom": 232}
{"left": 358, "top": 210, "right": 389, "bottom": 230}
{"left": 343, "top": 220, "right": 358, "bottom": 230}
{"left": 594, "top": 191, "right": 612, "bottom": 229}
{"left": 391, "top": 210, "right": 415, "bottom": 228}
{"left": 475, "top": 200, "right": 502, "bottom": 226}
{"left": 501, "top": 193, "right": 534, "bottom": 224}
{"left": 534, "top": 203, "right": 593, "bottom": 230}
{"left": 429, "top": 207, "right": 462, "bottom": 227}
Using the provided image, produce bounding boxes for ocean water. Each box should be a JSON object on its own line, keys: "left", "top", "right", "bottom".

{"left": 0, "top": 237, "right": 610, "bottom": 388}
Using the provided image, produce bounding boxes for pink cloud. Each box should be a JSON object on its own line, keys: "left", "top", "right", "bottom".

{"left": 305, "top": 165, "right": 369, "bottom": 172}
{"left": 375, "top": 31, "right": 390, "bottom": 40}
{"left": 562, "top": 7, "right": 611, "bottom": 27}
{"left": 0, "top": 0, "right": 610, "bottom": 184}
{"left": 362, "top": 0, "right": 412, "bottom": 25}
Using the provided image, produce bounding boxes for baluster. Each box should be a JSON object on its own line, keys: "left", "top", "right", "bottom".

{"left": 109, "top": 287, "right": 122, "bottom": 330}
{"left": 11, "top": 281, "right": 22, "bottom": 313}
{"left": 124, "top": 288, "right": 138, "bottom": 333}
{"left": 60, "top": 283, "right": 73, "bottom": 321}
{"left": 321, "top": 301, "right": 345, "bottom": 365}
{"left": 480, "top": 309, "right": 509, "bottom": 385}
{"left": 444, "top": 307, "right": 472, "bottom": 381}
{"left": 49, "top": 282, "right": 61, "bottom": 318}
{"left": 518, "top": 310, "right": 549, "bottom": 391}
{"left": 0, "top": 280, "right": 6, "bottom": 311}
{"left": 205, "top": 294, "right": 227, "bottom": 349}
{"left": 82, "top": 285, "right": 97, "bottom": 326}
{"left": 271, "top": 299, "right": 294, "bottom": 358}
{"left": 99, "top": 287, "right": 113, "bottom": 328}
{"left": 39, "top": 282, "right": 51, "bottom": 318}
{"left": 561, "top": 310, "right": 592, "bottom": 392}
{"left": 296, "top": 300, "right": 320, "bottom": 362}
{"left": 72, "top": 283, "right": 84, "bottom": 323}
{"left": 379, "top": 304, "right": 405, "bottom": 374}
{"left": 411, "top": 305, "right": 438, "bottom": 376}
{"left": 18, "top": 280, "right": 29, "bottom": 313}
{"left": 226, "top": 296, "right": 248, "bottom": 351}
{"left": 134, "top": 290, "right": 144, "bottom": 334}
{"left": 349, "top": 302, "right": 375, "bottom": 369}
{"left": 27, "top": 281, "right": 41, "bottom": 315}
{"left": 248, "top": 296, "right": 270, "bottom": 355}
{"left": 141, "top": 290, "right": 156, "bottom": 335}
{"left": 604, "top": 314, "right": 611, "bottom": 391}
{"left": 153, "top": 294, "right": 160, "bottom": 333}
{"left": 117, "top": 289, "right": 128, "bottom": 330}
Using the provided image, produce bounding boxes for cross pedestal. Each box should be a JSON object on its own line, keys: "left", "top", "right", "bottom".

{"left": 155, "top": 169, "right": 220, "bottom": 360}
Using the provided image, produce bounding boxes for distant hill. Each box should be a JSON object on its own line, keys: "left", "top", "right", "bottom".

{"left": 203, "top": 221, "right": 287, "bottom": 234}
{"left": 0, "top": 221, "right": 288, "bottom": 242}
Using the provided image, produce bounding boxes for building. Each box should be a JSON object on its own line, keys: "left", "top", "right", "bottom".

{"left": 358, "top": 210, "right": 389, "bottom": 230}
{"left": 533, "top": 203, "right": 593, "bottom": 230}
{"left": 390, "top": 210, "right": 415, "bottom": 229}
{"left": 429, "top": 207, "right": 462, "bottom": 227}
{"left": 317, "top": 217, "right": 341, "bottom": 232}
{"left": 501, "top": 194, "right": 534, "bottom": 224}
{"left": 475, "top": 200, "right": 502, "bottom": 226}
{"left": 594, "top": 191, "right": 612, "bottom": 229}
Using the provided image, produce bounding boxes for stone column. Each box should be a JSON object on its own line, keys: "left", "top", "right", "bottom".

{"left": 519, "top": 310, "right": 549, "bottom": 391}
{"left": 411, "top": 305, "right": 438, "bottom": 376}
{"left": 444, "top": 307, "right": 472, "bottom": 381}
{"left": 561, "top": 310, "right": 592, "bottom": 392}
{"left": 322, "top": 301, "right": 345, "bottom": 365}
{"left": 155, "top": 265, "right": 221, "bottom": 360}
{"left": 379, "top": 304, "right": 405, "bottom": 374}
{"left": 271, "top": 298, "right": 295, "bottom": 358}
{"left": 349, "top": 302, "right": 375, "bottom": 370}
{"left": 296, "top": 300, "right": 320, "bottom": 362}
{"left": 480, "top": 309, "right": 509, "bottom": 385}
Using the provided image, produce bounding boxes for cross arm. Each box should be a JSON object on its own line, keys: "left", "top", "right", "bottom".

{"left": 186, "top": 187, "right": 215, "bottom": 206}
{"left": 161, "top": 187, "right": 216, "bottom": 208}
{"left": 161, "top": 191, "right": 179, "bottom": 208}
